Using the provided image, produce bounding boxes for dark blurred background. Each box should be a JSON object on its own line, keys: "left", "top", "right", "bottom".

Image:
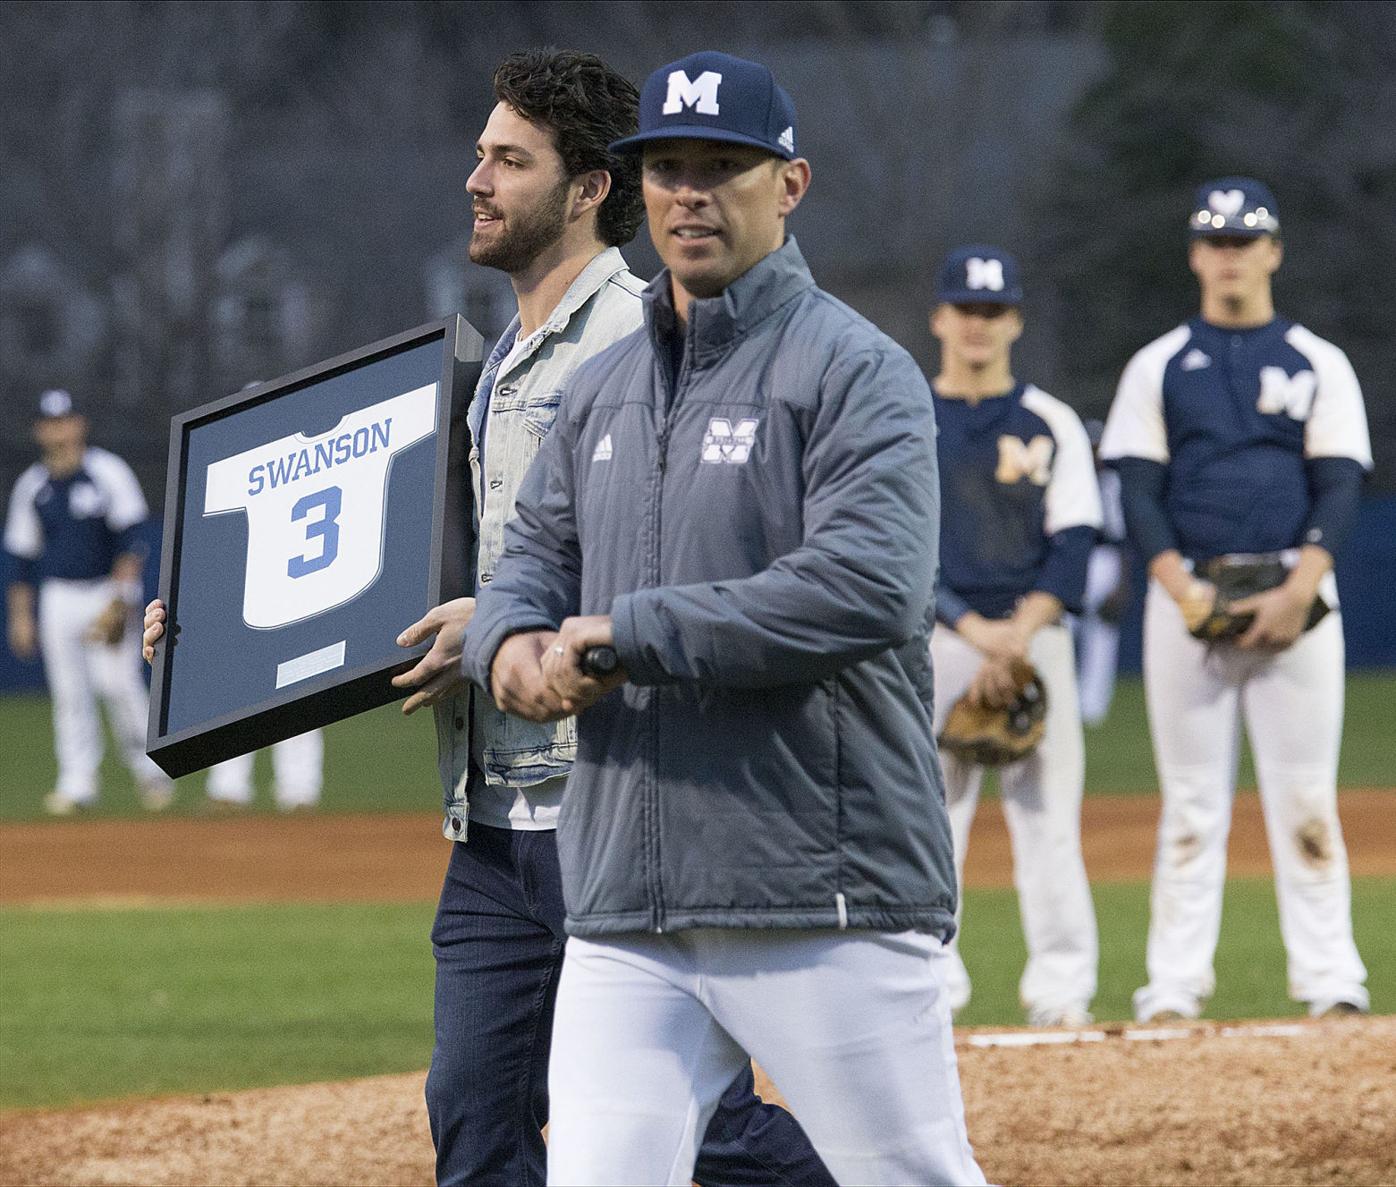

{"left": 2, "top": 0, "right": 1393, "bottom": 678}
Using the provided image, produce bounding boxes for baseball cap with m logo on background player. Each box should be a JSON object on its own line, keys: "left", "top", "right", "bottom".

{"left": 609, "top": 50, "right": 799, "bottom": 160}
{"left": 1189, "top": 176, "right": 1280, "bottom": 238}
{"left": 35, "top": 388, "right": 80, "bottom": 420}
{"left": 935, "top": 245, "right": 1024, "bottom": 307}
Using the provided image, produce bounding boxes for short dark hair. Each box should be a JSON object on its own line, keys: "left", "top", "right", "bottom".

{"left": 492, "top": 49, "right": 643, "bottom": 248}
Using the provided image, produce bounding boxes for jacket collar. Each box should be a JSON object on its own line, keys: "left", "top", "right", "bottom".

{"left": 495, "top": 245, "right": 633, "bottom": 382}
{"left": 642, "top": 236, "right": 815, "bottom": 360}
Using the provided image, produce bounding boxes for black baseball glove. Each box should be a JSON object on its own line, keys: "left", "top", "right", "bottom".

{"left": 1190, "top": 556, "right": 1330, "bottom": 642}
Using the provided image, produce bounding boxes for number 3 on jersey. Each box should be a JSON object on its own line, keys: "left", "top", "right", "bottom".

{"left": 288, "top": 485, "right": 341, "bottom": 578}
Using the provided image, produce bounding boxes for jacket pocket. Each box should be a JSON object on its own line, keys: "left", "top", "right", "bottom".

{"left": 481, "top": 705, "right": 577, "bottom": 787}
{"left": 522, "top": 390, "right": 564, "bottom": 441}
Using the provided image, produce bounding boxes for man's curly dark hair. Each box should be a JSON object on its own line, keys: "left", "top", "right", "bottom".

{"left": 492, "top": 49, "right": 643, "bottom": 248}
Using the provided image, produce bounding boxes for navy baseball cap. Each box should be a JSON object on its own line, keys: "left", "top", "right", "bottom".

{"left": 935, "top": 245, "right": 1024, "bottom": 306}
{"left": 35, "top": 388, "right": 79, "bottom": 420}
{"left": 609, "top": 51, "right": 798, "bottom": 160}
{"left": 1190, "top": 177, "right": 1280, "bottom": 238}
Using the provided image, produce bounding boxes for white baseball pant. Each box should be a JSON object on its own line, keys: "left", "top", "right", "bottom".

{"left": 39, "top": 578, "right": 168, "bottom": 801}
{"left": 1134, "top": 580, "right": 1368, "bottom": 1019}
{"left": 931, "top": 622, "right": 1098, "bottom": 1020}
{"left": 207, "top": 730, "right": 324, "bottom": 808}
{"left": 546, "top": 928, "right": 985, "bottom": 1187}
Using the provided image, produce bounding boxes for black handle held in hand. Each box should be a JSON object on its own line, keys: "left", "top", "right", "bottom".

{"left": 581, "top": 645, "right": 619, "bottom": 679}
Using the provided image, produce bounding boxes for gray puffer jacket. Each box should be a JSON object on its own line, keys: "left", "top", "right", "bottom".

{"left": 462, "top": 237, "right": 956, "bottom": 940}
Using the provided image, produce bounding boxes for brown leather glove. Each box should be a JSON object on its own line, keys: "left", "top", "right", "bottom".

{"left": 86, "top": 599, "right": 130, "bottom": 646}
{"left": 938, "top": 658, "right": 1047, "bottom": 767}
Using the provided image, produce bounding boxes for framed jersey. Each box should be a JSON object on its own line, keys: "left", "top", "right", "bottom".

{"left": 146, "top": 316, "right": 483, "bottom": 777}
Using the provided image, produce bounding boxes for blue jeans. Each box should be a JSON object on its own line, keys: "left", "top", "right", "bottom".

{"left": 426, "top": 823, "right": 835, "bottom": 1187}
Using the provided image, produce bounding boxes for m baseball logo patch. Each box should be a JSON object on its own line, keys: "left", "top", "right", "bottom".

{"left": 965, "top": 257, "right": 1005, "bottom": 292}
{"left": 67, "top": 482, "right": 106, "bottom": 519}
{"left": 702, "top": 417, "right": 759, "bottom": 464}
{"left": 663, "top": 70, "right": 722, "bottom": 115}
{"left": 995, "top": 434, "right": 1053, "bottom": 486}
{"left": 1208, "top": 189, "right": 1246, "bottom": 217}
{"left": 1256, "top": 367, "right": 1317, "bottom": 420}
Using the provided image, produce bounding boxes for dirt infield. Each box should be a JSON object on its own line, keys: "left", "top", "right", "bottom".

{"left": 1, "top": 1017, "right": 1392, "bottom": 1186}
{"left": 3, "top": 789, "right": 1394, "bottom": 904}
{"left": 3, "top": 793, "right": 1393, "bottom": 1186}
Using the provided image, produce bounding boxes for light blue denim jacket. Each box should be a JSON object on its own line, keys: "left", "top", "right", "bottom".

{"left": 435, "top": 247, "right": 644, "bottom": 839}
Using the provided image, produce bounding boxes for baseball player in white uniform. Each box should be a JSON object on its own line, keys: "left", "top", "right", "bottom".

{"left": 1101, "top": 177, "right": 1371, "bottom": 1021}
{"left": 204, "top": 730, "right": 323, "bottom": 811}
{"left": 928, "top": 246, "right": 1103, "bottom": 1027}
{"left": 1073, "top": 421, "right": 1128, "bottom": 727}
{"left": 4, "top": 389, "right": 174, "bottom": 814}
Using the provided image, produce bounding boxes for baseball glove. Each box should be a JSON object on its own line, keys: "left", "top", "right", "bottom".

{"left": 86, "top": 598, "right": 130, "bottom": 646}
{"left": 938, "top": 658, "right": 1047, "bottom": 767}
{"left": 1189, "top": 555, "right": 1330, "bottom": 642}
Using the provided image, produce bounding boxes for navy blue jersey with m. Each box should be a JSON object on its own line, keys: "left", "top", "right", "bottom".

{"left": 4, "top": 448, "right": 148, "bottom": 583}
{"left": 934, "top": 382, "right": 1101, "bottom": 624}
{"left": 1100, "top": 317, "right": 1372, "bottom": 563}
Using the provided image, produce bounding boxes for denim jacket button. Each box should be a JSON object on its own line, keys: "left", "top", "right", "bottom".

{"left": 455, "top": 717, "right": 465, "bottom": 730}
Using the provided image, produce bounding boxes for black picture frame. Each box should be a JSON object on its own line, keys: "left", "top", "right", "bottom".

{"left": 146, "top": 315, "right": 482, "bottom": 778}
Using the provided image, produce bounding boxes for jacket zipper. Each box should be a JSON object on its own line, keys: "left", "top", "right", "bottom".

{"left": 645, "top": 316, "right": 696, "bottom": 933}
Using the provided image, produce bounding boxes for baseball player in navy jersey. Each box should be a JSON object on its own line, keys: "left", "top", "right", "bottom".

{"left": 928, "top": 246, "right": 1102, "bottom": 1027}
{"left": 1101, "top": 177, "right": 1371, "bottom": 1021}
{"left": 5, "top": 389, "right": 174, "bottom": 814}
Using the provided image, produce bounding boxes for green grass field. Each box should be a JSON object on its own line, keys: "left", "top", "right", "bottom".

{"left": 1, "top": 671, "right": 1393, "bottom": 821}
{"left": 0, "top": 901, "right": 436, "bottom": 1110}
{"left": 3, "top": 877, "right": 1393, "bottom": 1111}
{"left": 1, "top": 675, "right": 1392, "bottom": 1112}
{"left": 0, "top": 696, "right": 441, "bottom": 822}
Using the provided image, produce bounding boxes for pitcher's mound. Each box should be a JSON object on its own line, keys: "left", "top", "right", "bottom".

{"left": 2, "top": 1017, "right": 1392, "bottom": 1186}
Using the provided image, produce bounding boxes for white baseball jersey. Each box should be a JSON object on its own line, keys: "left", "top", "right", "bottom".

{"left": 204, "top": 384, "right": 437, "bottom": 629}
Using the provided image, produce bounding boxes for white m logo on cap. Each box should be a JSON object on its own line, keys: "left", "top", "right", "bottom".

{"left": 965, "top": 257, "right": 1005, "bottom": 292}
{"left": 663, "top": 70, "right": 722, "bottom": 115}
{"left": 1208, "top": 189, "right": 1245, "bottom": 216}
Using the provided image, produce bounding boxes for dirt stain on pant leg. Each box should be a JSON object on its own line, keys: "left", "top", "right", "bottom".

{"left": 1296, "top": 818, "right": 1333, "bottom": 868}
{"left": 1171, "top": 833, "right": 1203, "bottom": 865}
